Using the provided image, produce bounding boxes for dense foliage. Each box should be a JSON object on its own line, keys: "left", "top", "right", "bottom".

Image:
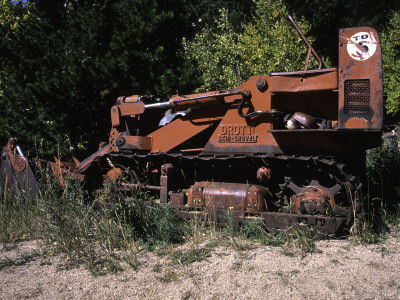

{"left": 0, "top": 0, "right": 201, "bottom": 153}
{"left": 0, "top": 0, "right": 27, "bottom": 29}
{"left": 184, "top": 0, "right": 320, "bottom": 91}
{"left": 367, "top": 138, "right": 400, "bottom": 209}
{"left": 382, "top": 12, "right": 400, "bottom": 116}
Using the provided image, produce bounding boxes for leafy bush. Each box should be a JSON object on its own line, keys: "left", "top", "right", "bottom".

{"left": 366, "top": 138, "right": 400, "bottom": 209}
{"left": 183, "top": 0, "right": 323, "bottom": 91}
{"left": 357, "top": 137, "right": 400, "bottom": 242}
{"left": 382, "top": 12, "right": 400, "bottom": 115}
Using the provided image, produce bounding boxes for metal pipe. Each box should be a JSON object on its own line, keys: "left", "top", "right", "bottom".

{"left": 144, "top": 90, "right": 242, "bottom": 110}
{"left": 288, "top": 15, "right": 323, "bottom": 70}
{"left": 145, "top": 102, "right": 171, "bottom": 109}
{"left": 123, "top": 183, "right": 162, "bottom": 191}
{"left": 171, "top": 91, "right": 241, "bottom": 104}
{"left": 16, "top": 145, "right": 24, "bottom": 157}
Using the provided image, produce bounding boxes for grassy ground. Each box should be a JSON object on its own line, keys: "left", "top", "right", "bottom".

{"left": 1, "top": 142, "right": 400, "bottom": 275}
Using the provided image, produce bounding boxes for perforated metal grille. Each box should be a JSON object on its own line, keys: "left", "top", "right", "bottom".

{"left": 344, "top": 79, "right": 370, "bottom": 115}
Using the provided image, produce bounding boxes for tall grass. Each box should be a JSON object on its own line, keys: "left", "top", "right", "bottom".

{"left": 1, "top": 139, "right": 400, "bottom": 273}
{"left": 366, "top": 138, "right": 400, "bottom": 211}
{"left": 0, "top": 189, "right": 39, "bottom": 243}
{"left": 1, "top": 168, "right": 185, "bottom": 274}
{"left": 358, "top": 138, "right": 400, "bottom": 243}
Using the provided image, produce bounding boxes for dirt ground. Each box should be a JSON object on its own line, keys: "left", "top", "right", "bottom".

{"left": 1, "top": 230, "right": 400, "bottom": 300}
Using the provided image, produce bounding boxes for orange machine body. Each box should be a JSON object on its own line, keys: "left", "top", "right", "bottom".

{"left": 111, "top": 27, "right": 382, "bottom": 157}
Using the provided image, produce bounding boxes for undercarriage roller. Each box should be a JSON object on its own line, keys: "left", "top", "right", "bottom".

{"left": 287, "top": 179, "right": 341, "bottom": 215}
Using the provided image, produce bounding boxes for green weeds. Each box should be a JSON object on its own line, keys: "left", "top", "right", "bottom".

{"left": 156, "top": 269, "right": 180, "bottom": 283}
{"left": 171, "top": 248, "right": 211, "bottom": 266}
{"left": 0, "top": 168, "right": 186, "bottom": 275}
{"left": 367, "top": 138, "right": 400, "bottom": 209}
{"left": 0, "top": 189, "right": 40, "bottom": 243}
{"left": 286, "top": 223, "right": 318, "bottom": 257}
{"left": 355, "top": 140, "right": 400, "bottom": 244}
{"left": 0, "top": 250, "right": 40, "bottom": 271}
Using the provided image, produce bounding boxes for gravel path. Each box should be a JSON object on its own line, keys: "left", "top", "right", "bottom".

{"left": 1, "top": 232, "right": 400, "bottom": 299}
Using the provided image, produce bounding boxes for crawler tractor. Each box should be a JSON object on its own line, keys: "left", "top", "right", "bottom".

{"left": 1, "top": 17, "right": 384, "bottom": 234}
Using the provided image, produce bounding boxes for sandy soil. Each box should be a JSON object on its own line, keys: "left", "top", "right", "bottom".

{"left": 1, "top": 231, "right": 400, "bottom": 300}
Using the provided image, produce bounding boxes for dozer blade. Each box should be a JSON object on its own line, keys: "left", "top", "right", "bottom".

{"left": 37, "top": 143, "right": 111, "bottom": 186}
{"left": 0, "top": 138, "right": 38, "bottom": 201}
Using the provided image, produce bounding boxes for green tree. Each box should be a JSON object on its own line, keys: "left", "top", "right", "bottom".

{"left": 184, "top": 0, "right": 320, "bottom": 91}
{"left": 382, "top": 12, "right": 400, "bottom": 115}
{"left": 282, "top": 0, "right": 400, "bottom": 61}
{"left": 0, "top": 0, "right": 28, "bottom": 29}
{"left": 0, "top": 0, "right": 30, "bottom": 101}
{"left": 0, "top": 0, "right": 200, "bottom": 153}
{"left": 189, "top": 0, "right": 254, "bottom": 32}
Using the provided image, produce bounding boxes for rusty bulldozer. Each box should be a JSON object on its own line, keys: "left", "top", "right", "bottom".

{"left": 1, "top": 17, "right": 384, "bottom": 234}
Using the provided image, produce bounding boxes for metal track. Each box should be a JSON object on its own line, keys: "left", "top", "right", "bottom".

{"left": 108, "top": 152, "right": 362, "bottom": 209}
{"left": 104, "top": 151, "right": 363, "bottom": 234}
{"left": 109, "top": 152, "right": 359, "bottom": 184}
